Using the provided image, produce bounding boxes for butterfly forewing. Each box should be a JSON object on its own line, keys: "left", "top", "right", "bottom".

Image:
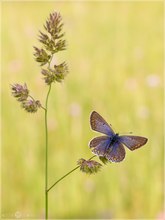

{"left": 89, "top": 136, "right": 110, "bottom": 157}
{"left": 119, "top": 135, "right": 148, "bottom": 151}
{"left": 90, "top": 111, "right": 115, "bottom": 136}
{"left": 105, "top": 141, "right": 126, "bottom": 162}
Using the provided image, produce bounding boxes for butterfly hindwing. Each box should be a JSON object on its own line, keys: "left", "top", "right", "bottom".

{"left": 105, "top": 141, "right": 126, "bottom": 162}
{"left": 89, "top": 136, "right": 110, "bottom": 157}
{"left": 119, "top": 135, "right": 148, "bottom": 151}
{"left": 90, "top": 111, "right": 115, "bottom": 136}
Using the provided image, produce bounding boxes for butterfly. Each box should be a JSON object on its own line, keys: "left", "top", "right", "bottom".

{"left": 89, "top": 111, "right": 148, "bottom": 163}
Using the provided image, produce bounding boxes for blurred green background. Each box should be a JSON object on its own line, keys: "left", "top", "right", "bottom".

{"left": 2, "top": 1, "right": 164, "bottom": 219}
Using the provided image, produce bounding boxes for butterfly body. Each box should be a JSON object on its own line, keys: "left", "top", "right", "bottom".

{"left": 109, "top": 133, "right": 119, "bottom": 145}
{"left": 103, "top": 133, "right": 119, "bottom": 154}
{"left": 89, "top": 111, "right": 148, "bottom": 163}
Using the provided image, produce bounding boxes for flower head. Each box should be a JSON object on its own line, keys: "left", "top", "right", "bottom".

{"left": 41, "top": 62, "right": 68, "bottom": 85}
{"left": 33, "top": 46, "right": 51, "bottom": 66}
{"left": 22, "top": 99, "right": 41, "bottom": 113}
{"left": 44, "top": 12, "right": 64, "bottom": 40}
{"left": 11, "top": 83, "right": 29, "bottom": 101}
{"left": 99, "top": 156, "right": 110, "bottom": 164}
{"left": 34, "top": 11, "right": 68, "bottom": 84}
{"left": 53, "top": 62, "right": 68, "bottom": 82}
{"left": 55, "top": 39, "right": 66, "bottom": 52}
{"left": 41, "top": 69, "right": 55, "bottom": 85}
{"left": 35, "top": 12, "right": 66, "bottom": 54}
{"left": 77, "top": 158, "right": 102, "bottom": 174}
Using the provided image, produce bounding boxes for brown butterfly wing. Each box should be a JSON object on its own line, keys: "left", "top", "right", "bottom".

{"left": 90, "top": 111, "right": 115, "bottom": 136}
{"left": 105, "top": 141, "right": 126, "bottom": 162}
{"left": 89, "top": 136, "right": 110, "bottom": 157}
{"left": 119, "top": 135, "right": 148, "bottom": 151}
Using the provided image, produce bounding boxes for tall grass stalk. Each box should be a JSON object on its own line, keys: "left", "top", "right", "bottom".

{"left": 44, "top": 84, "right": 51, "bottom": 219}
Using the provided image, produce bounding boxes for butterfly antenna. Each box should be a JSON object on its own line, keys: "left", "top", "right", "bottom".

{"left": 119, "top": 131, "right": 133, "bottom": 135}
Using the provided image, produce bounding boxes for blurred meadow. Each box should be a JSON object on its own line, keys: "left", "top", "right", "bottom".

{"left": 1, "top": 1, "right": 164, "bottom": 219}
